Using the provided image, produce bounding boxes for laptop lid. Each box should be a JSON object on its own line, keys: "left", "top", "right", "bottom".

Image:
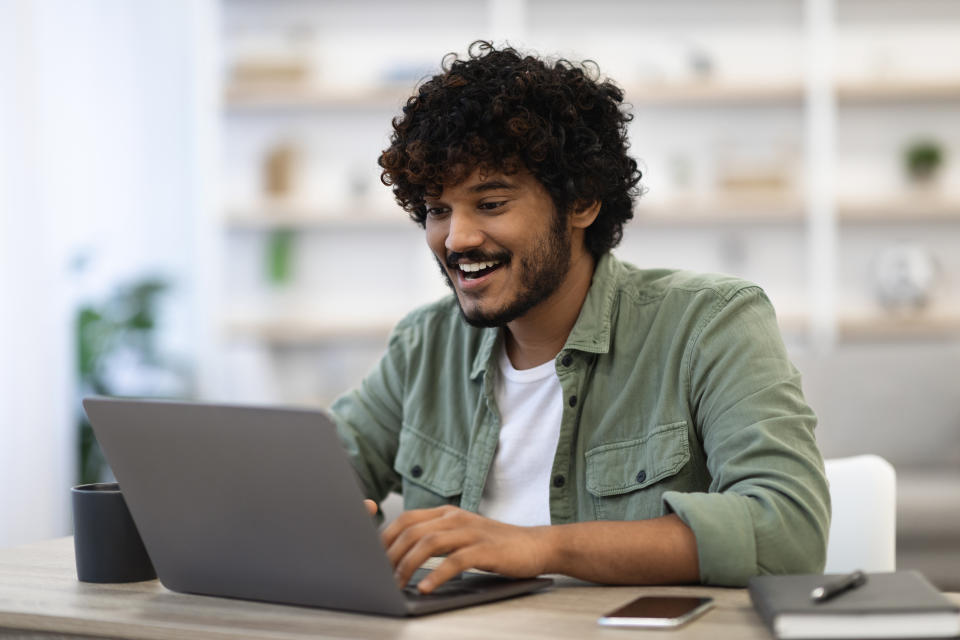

{"left": 81, "top": 397, "right": 550, "bottom": 616}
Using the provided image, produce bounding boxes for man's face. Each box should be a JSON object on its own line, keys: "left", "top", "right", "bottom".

{"left": 424, "top": 168, "right": 572, "bottom": 328}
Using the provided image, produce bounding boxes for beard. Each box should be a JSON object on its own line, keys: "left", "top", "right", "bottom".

{"left": 435, "top": 214, "right": 572, "bottom": 328}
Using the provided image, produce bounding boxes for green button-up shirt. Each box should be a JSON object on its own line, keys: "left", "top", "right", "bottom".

{"left": 331, "top": 253, "right": 830, "bottom": 586}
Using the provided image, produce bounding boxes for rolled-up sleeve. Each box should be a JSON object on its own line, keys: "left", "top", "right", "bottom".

{"left": 663, "top": 287, "right": 830, "bottom": 586}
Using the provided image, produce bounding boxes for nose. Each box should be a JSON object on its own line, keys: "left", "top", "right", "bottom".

{"left": 444, "top": 209, "right": 484, "bottom": 254}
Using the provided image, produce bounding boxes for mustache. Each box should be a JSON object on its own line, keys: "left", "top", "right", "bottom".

{"left": 445, "top": 249, "right": 511, "bottom": 268}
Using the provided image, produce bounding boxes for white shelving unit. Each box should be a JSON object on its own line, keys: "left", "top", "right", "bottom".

{"left": 214, "top": 0, "right": 960, "bottom": 406}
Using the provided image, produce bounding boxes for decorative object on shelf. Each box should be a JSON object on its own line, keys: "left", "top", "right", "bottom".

{"left": 263, "top": 140, "right": 302, "bottom": 200}
{"left": 686, "top": 45, "right": 715, "bottom": 82}
{"left": 229, "top": 26, "right": 315, "bottom": 90}
{"left": 714, "top": 138, "right": 800, "bottom": 200}
{"left": 903, "top": 139, "right": 945, "bottom": 186}
{"left": 872, "top": 243, "right": 940, "bottom": 313}
{"left": 266, "top": 229, "right": 296, "bottom": 286}
{"left": 231, "top": 57, "right": 310, "bottom": 88}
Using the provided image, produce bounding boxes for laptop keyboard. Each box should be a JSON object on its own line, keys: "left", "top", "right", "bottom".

{"left": 403, "top": 568, "right": 476, "bottom": 600}
{"left": 402, "top": 584, "right": 475, "bottom": 599}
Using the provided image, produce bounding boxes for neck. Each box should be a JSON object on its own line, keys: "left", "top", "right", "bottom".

{"left": 504, "top": 249, "right": 596, "bottom": 370}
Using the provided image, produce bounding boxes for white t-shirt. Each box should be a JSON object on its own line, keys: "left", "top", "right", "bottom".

{"left": 477, "top": 345, "right": 563, "bottom": 527}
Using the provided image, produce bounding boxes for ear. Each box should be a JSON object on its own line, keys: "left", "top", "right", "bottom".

{"left": 569, "top": 200, "right": 601, "bottom": 230}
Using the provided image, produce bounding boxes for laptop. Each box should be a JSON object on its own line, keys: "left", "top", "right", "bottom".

{"left": 81, "top": 397, "right": 552, "bottom": 616}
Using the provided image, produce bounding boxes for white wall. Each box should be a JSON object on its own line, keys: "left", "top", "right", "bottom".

{"left": 0, "top": 0, "right": 74, "bottom": 548}
{"left": 0, "top": 0, "right": 216, "bottom": 547}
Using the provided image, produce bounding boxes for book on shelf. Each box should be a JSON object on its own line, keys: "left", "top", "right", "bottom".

{"left": 748, "top": 571, "right": 960, "bottom": 639}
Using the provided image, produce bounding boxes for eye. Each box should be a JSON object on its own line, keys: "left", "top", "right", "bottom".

{"left": 425, "top": 205, "right": 450, "bottom": 219}
{"left": 478, "top": 200, "right": 507, "bottom": 212}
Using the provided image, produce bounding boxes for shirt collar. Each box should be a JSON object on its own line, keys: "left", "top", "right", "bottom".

{"left": 562, "top": 251, "right": 618, "bottom": 355}
{"left": 469, "top": 252, "right": 620, "bottom": 378}
{"left": 470, "top": 325, "right": 501, "bottom": 380}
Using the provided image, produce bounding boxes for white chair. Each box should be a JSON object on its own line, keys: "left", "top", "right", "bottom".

{"left": 823, "top": 455, "right": 897, "bottom": 573}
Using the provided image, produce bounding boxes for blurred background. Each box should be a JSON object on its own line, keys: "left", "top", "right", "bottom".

{"left": 1, "top": 0, "right": 958, "bottom": 587}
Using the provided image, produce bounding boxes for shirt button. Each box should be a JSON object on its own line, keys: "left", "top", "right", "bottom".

{"left": 636, "top": 470, "right": 647, "bottom": 484}
{"left": 561, "top": 354, "right": 573, "bottom": 367}
{"left": 553, "top": 475, "right": 566, "bottom": 488}
{"left": 568, "top": 395, "right": 578, "bottom": 408}
{"left": 411, "top": 465, "right": 423, "bottom": 478}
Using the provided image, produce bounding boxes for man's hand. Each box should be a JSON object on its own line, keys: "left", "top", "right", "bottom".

{"left": 381, "top": 505, "right": 549, "bottom": 593}
{"left": 363, "top": 499, "right": 378, "bottom": 516}
{"left": 379, "top": 508, "right": 700, "bottom": 592}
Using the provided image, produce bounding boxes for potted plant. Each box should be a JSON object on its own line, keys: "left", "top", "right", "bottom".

{"left": 75, "top": 277, "right": 193, "bottom": 484}
{"left": 904, "top": 139, "right": 944, "bottom": 185}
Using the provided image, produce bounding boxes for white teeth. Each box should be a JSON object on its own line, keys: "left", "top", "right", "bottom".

{"left": 459, "top": 260, "right": 500, "bottom": 273}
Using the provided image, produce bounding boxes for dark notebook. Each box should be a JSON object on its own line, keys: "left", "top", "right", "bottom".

{"left": 748, "top": 571, "right": 960, "bottom": 639}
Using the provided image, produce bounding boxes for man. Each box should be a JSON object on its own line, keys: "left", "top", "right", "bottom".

{"left": 331, "top": 41, "right": 830, "bottom": 594}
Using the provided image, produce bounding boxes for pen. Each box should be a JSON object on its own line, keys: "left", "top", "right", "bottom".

{"left": 810, "top": 570, "right": 868, "bottom": 603}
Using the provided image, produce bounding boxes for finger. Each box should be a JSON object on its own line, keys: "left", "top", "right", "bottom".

{"left": 363, "top": 499, "right": 378, "bottom": 516}
{"left": 381, "top": 505, "right": 452, "bottom": 549}
{"left": 392, "top": 528, "right": 477, "bottom": 590}
{"left": 385, "top": 506, "right": 471, "bottom": 568}
{"left": 386, "top": 515, "right": 455, "bottom": 568}
{"left": 415, "top": 549, "right": 476, "bottom": 594}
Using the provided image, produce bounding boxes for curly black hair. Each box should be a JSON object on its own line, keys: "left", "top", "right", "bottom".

{"left": 378, "top": 41, "right": 643, "bottom": 257}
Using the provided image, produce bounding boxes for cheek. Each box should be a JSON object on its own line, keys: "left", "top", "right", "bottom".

{"left": 425, "top": 222, "right": 447, "bottom": 257}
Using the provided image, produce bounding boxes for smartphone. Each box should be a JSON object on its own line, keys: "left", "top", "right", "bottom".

{"left": 597, "top": 595, "right": 714, "bottom": 628}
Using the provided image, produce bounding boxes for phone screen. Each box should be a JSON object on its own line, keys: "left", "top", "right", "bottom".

{"left": 598, "top": 596, "right": 714, "bottom": 628}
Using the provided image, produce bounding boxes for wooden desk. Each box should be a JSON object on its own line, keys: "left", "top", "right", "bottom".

{"left": 2, "top": 539, "right": 958, "bottom": 640}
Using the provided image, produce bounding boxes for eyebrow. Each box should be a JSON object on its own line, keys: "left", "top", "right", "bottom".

{"left": 424, "top": 178, "right": 518, "bottom": 204}
{"left": 468, "top": 179, "right": 517, "bottom": 193}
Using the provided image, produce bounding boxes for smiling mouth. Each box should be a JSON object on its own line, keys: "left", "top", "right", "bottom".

{"left": 457, "top": 259, "right": 504, "bottom": 280}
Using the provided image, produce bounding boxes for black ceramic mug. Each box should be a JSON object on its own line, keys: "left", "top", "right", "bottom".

{"left": 71, "top": 482, "right": 156, "bottom": 583}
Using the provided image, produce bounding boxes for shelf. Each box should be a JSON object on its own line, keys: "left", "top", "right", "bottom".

{"left": 224, "top": 203, "right": 411, "bottom": 230}
{"left": 626, "top": 81, "right": 804, "bottom": 106}
{"left": 629, "top": 79, "right": 960, "bottom": 107}
{"left": 837, "top": 309, "right": 960, "bottom": 341}
{"left": 837, "top": 80, "right": 960, "bottom": 103}
{"left": 224, "top": 83, "right": 411, "bottom": 112}
{"left": 635, "top": 194, "right": 805, "bottom": 225}
{"left": 838, "top": 198, "right": 960, "bottom": 224}
{"left": 224, "top": 78, "right": 960, "bottom": 112}
{"left": 224, "top": 80, "right": 807, "bottom": 111}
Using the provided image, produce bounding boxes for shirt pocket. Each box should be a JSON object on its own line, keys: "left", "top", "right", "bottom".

{"left": 393, "top": 426, "right": 467, "bottom": 510}
{"left": 585, "top": 421, "right": 691, "bottom": 521}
